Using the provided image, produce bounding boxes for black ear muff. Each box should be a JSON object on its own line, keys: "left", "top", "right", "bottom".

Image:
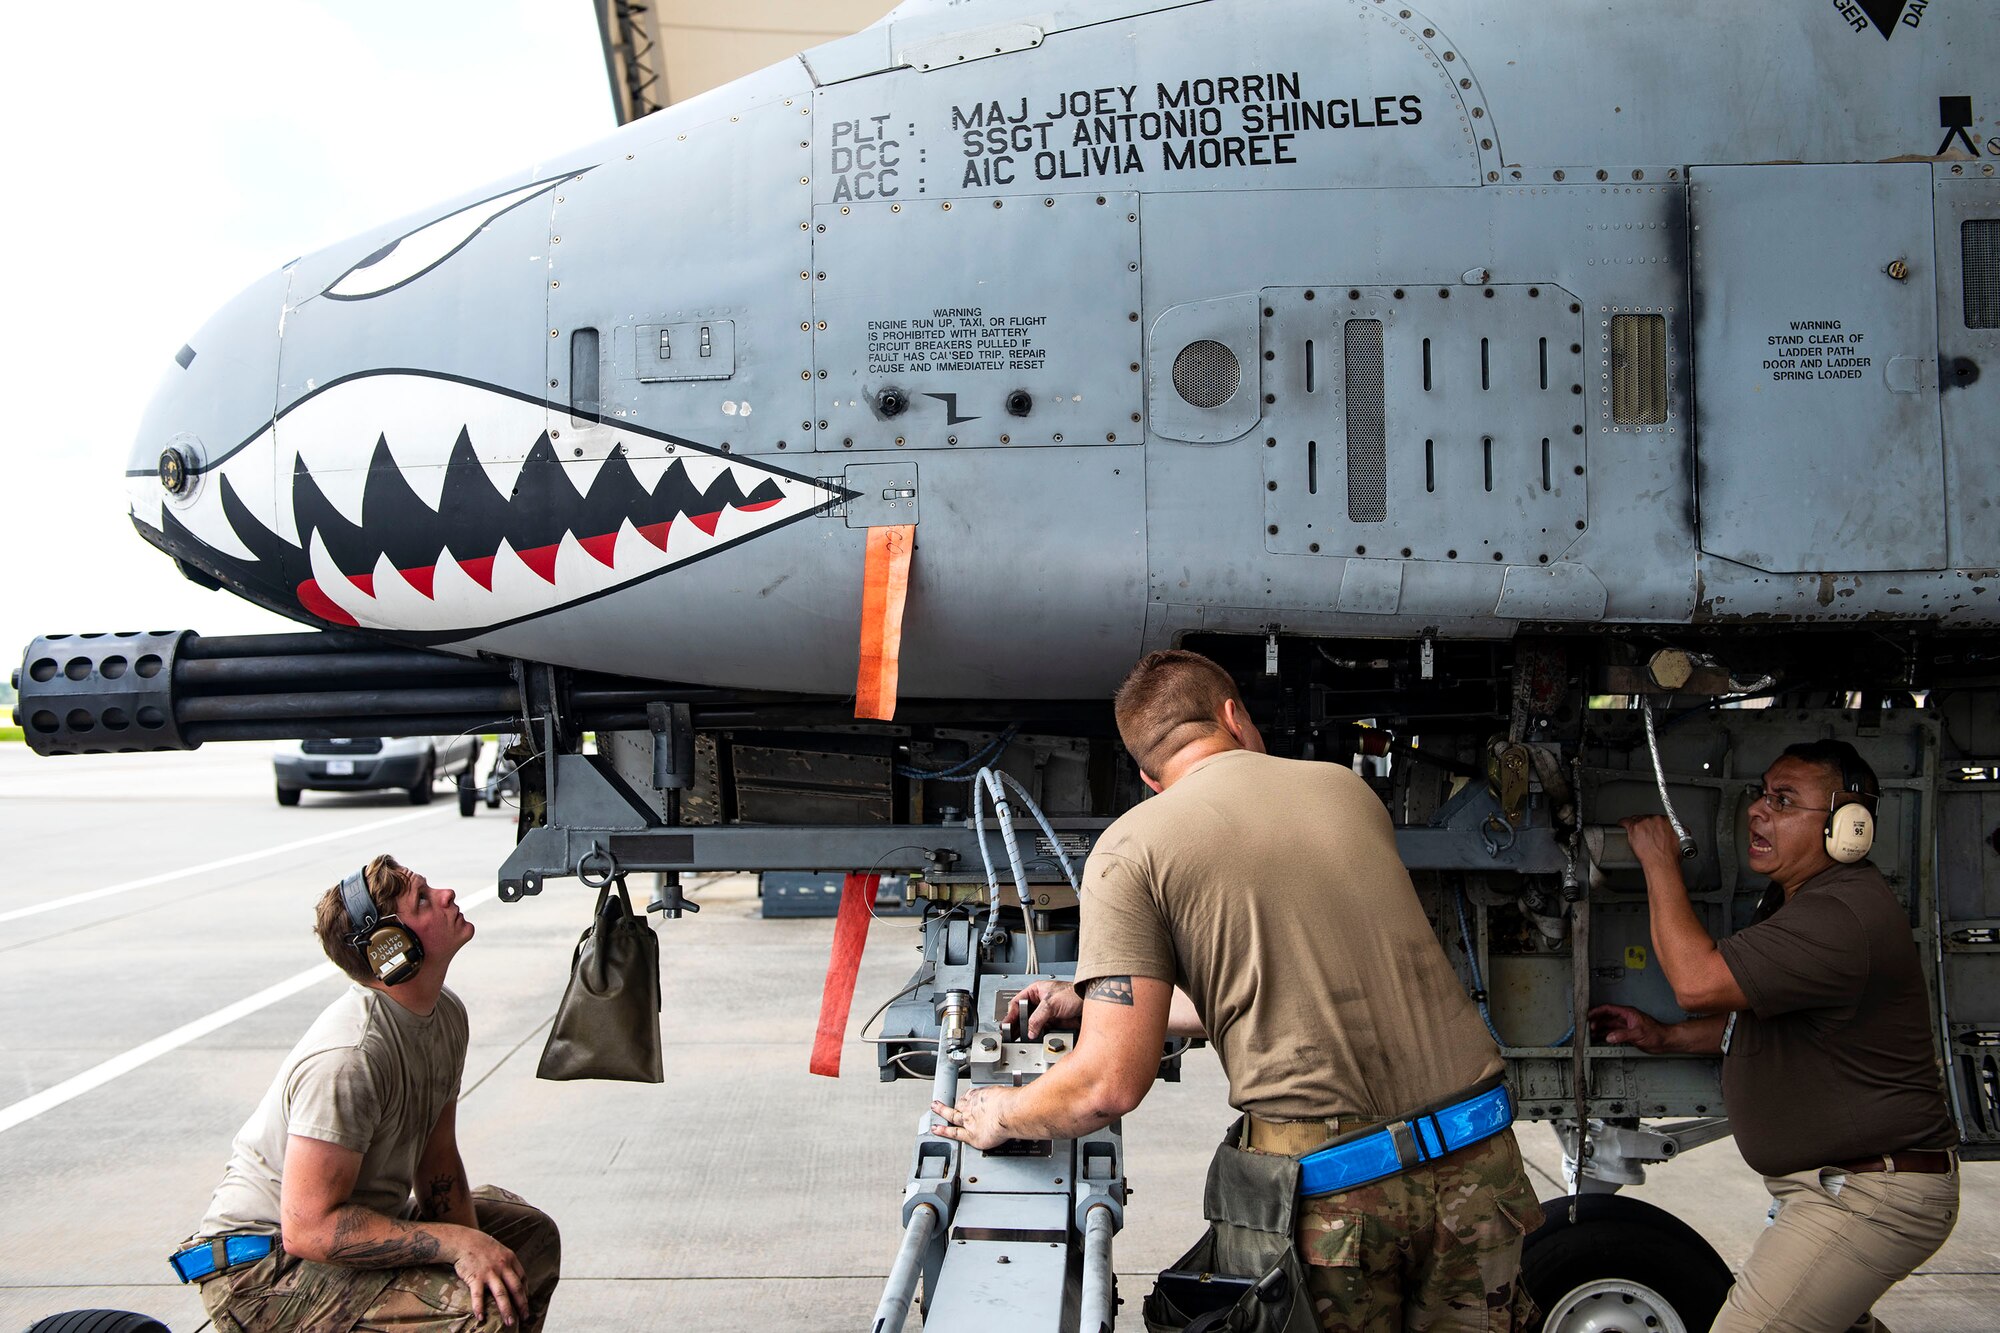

{"left": 340, "top": 866, "right": 424, "bottom": 985}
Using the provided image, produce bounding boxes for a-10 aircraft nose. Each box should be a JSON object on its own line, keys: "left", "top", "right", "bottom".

{"left": 120, "top": 157, "right": 853, "bottom": 644}
{"left": 128, "top": 265, "right": 289, "bottom": 589}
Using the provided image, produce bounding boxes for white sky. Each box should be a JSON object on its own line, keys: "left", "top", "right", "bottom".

{"left": 0, "top": 1, "right": 613, "bottom": 665}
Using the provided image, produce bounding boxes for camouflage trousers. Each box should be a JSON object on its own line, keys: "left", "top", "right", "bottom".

{"left": 196, "top": 1186, "right": 561, "bottom": 1333}
{"left": 1283, "top": 1126, "right": 1544, "bottom": 1332}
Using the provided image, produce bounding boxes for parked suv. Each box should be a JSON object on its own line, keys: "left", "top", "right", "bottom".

{"left": 273, "top": 735, "right": 480, "bottom": 806}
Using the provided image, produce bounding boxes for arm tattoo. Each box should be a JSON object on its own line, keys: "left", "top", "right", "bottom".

{"left": 1082, "top": 976, "right": 1135, "bottom": 1006}
{"left": 326, "top": 1205, "right": 443, "bottom": 1267}
{"left": 419, "top": 1172, "right": 458, "bottom": 1222}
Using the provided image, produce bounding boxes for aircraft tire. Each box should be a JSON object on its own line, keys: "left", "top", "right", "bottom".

{"left": 1523, "top": 1193, "right": 1733, "bottom": 1333}
{"left": 25, "top": 1312, "right": 171, "bottom": 1333}
{"left": 276, "top": 783, "right": 301, "bottom": 807}
{"left": 407, "top": 756, "right": 435, "bottom": 805}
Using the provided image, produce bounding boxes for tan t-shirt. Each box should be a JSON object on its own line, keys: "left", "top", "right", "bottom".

{"left": 199, "top": 983, "right": 468, "bottom": 1237}
{"left": 1074, "top": 749, "right": 1499, "bottom": 1120}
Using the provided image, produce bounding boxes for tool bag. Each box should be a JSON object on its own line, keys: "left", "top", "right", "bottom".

{"left": 1143, "top": 1118, "right": 1320, "bottom": 1333}
{"left": 536, "top": 877, "right": 664, "bottom": 1082}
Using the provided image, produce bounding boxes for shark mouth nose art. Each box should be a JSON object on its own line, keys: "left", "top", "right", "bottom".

{"left": 134, "top": 370, "right": 850, "bottom": 635}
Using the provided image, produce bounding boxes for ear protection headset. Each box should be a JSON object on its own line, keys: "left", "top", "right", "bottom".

{"left": 1822, "top": 751, "right": 1877, "bottom": 865}
{"left": 340, "top": 866, "right": 424, "bottom": 985}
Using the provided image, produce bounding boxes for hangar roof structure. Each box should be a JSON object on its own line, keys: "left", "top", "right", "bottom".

{"left": 591, "top": 0, "right": 895, "bottom": 123}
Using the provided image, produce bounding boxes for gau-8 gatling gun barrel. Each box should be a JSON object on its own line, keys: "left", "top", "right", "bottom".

{"left": 12, "top": 629, "right": 1106, "bottom": 756}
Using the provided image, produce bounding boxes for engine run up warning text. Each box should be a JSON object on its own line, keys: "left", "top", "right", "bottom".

{"left": 865, "top": 308, "right": 1051, "bottom": 374}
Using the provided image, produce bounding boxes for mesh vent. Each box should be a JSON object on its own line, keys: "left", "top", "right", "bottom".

{"left": 1610, "top": 314, "right": 1667, "bottom": 425}
{"left": 1963, "top": 220, "right": 2000, "bottom": 328}
{"left": 1344, "top": 320, "right": 1386, "bottom": 523}
{"left": 1172, "top": 340, "right": 1241, "bottom": 408}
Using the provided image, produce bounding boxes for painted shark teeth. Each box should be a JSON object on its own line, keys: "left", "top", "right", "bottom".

{"left": 159, "top": 370, "right": 848, "bottom": 635}
{"left": 321, "top": 171, "right": 582, "bottom": 301}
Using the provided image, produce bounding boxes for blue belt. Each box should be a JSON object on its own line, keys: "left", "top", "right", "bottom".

{"left": 1298, "top": 1081, "right": 1514, "bottom": 1198}
{"left": 168, "top": 1233, "right": 275, "bottom": 1283}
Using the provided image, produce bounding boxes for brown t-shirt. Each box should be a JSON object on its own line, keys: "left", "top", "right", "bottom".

{"left": 1073, "top": 749, "right": 1500, "bottom": 1120}
{"left": 1716, "top": 862, "right": 1957, "bottom": 1177}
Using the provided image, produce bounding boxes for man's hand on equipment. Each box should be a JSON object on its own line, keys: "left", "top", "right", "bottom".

{"left": 1006, "top": 980, "right": 1082, "bottom": 1038}
{"left": 931, "top": 1086, "right": 1015, "bottom": 1150}
{"left": 450, "top": 1227, "right": 528, "bottom": 1326}
{"left": 1620, "top": 814, "right": 1685, "bottom": 872}
{"left": 1588, "top": 1004, "right": 1671, "bottom": 1054}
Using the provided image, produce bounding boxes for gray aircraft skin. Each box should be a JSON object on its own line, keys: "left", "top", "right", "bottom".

{"left": 121, "top": 0, "right": 2000, "bottom": 697}
{"left": 19, "top": 3, "right": 2000, "bottom": 1330}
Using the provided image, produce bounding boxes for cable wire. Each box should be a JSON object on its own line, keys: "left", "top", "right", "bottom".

{"left": 895, "top": 726, "right": 1019, "bottom": 781}
{"left": 971, "top": 767, "right": 1039, "bottom": 976}
{"left": 1642, "top": 700, "right": 1699, "bottom": 858}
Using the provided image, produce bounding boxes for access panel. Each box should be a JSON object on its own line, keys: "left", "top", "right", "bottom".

{"left": 812, "top": 192, "right": 1142, "bottom": 450}
{"left": 1260, "top": 283, "right": 1589, "bottom": 567}
{"left": 1690, "top": 164, "right": 1944, "bottom": 572}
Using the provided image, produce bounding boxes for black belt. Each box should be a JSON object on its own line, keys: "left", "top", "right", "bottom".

{"left": 169, "top": 1232, "right": 275, "bottom": 1283}
{"left": 1828, "top": 1150, "right": 1954, "bottom": 1175}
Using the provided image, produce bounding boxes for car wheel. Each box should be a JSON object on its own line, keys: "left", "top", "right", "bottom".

{"left": 26, "top": 1312, "right": 171, "bottom": 1333}
{"left": 407, "top": 758, "right": 435, "bottom": 805}
{"left": 1524, "top": 1193, "right": 1735, "bottom": 1333}
{"left": 458, "top": 771, "right": 478, "bottom": 817}
{"left": 276, "top": 784, "right": 302, "bottom": 807}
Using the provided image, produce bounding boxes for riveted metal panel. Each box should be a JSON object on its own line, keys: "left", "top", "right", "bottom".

{"left": 1934, "top": 176, "right": 2000, "bottom": 570}
{"left": 812, "top": 193, "right": 1141, "bottom": 449}
{"left": 1691, "top": 164, "right": 1944, "bottom": 573}
{"left": 549, "top": 92, "right": 816, "bottom": 457}
{"left": 1260, "top": 284, "right": 1588, "bottom": 566}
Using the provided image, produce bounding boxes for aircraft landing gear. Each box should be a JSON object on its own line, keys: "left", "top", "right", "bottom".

{"left": 1523, "top": 1194, "right": 1734, "bottom": 1333}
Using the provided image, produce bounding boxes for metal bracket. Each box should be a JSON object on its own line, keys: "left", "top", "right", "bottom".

{"left": 1557, "top": 1116, "right": 1734, "bottom": 1190}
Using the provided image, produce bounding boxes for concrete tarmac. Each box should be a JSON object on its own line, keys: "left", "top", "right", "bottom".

{"left": 1, "top": 746, "right": 1993, "bottom": 1331}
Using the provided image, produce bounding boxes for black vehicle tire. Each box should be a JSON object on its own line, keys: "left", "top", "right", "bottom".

{"left": 407, "top": 757, "right": 435, "bottom": 805}
{"left": 458, "top": 770, "right": 478, "bottom": 817}
{"left": 276, "top": 783, "right": 302, "bottom": 807}
{"left": 1524, "top": 1193, "right": 1735, "bottom": 1333}
{"left": 26, "top": 1311, "right": 171, "bottom": 1333}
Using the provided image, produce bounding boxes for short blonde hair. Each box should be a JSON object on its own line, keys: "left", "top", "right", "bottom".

{"left": 1113, "top": 650, "right": 1244, "bottom": 780}
{"left": 313, "top": 853, "right": 409, "bottom": 982}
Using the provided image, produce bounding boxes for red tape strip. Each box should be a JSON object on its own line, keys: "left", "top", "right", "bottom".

{"left": 808, "top": 872, "right": 878, "bottom": 1077}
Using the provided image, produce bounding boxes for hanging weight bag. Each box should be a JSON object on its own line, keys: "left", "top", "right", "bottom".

{"left": 536, "top": 877, "right": 665, "bottom": 1082}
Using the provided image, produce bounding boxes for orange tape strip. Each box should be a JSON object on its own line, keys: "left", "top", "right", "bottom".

{"left": 808, "top": 872, "right": 878, "bottom": 1078}
{"left": 855, "top": 523, "right": 915, "bottom": 721}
